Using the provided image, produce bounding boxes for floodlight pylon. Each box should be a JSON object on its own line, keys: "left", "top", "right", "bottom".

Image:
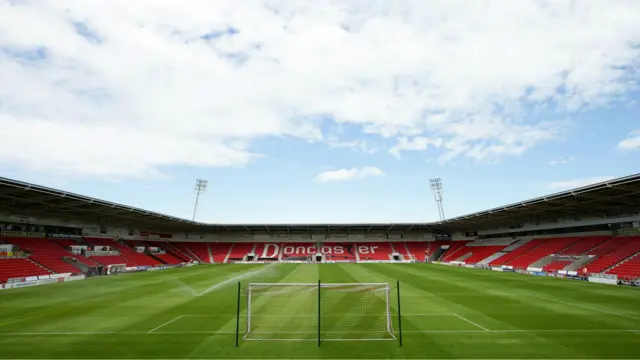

{"left": 429, "top": 178, "right": 445, "bottom": 221}
{"left": 193, "top": 178, "right": 208, "bottom": 221}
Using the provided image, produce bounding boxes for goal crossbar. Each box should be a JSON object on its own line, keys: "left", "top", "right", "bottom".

{"left": 248, "top": 282, "right": 388, "bottom": 286}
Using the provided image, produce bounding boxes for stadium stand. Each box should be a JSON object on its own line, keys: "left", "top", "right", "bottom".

{"left": 587, "top": 237, "right": 626, "bottom": 256}
{"left": 161, "top": 242, "right": 194, "bottom": 262}
{"left": 227, "top": 243, "right": 254, "bottom": 262}
{"left": 357, "top": 243, "right": 393, "bottom": 261}
{"left": 276, "top": 243, "right": 317, "bottom": 261}
{"left": 542, "top": 259, "right": 574, "bottom": 273}
{"left": 489, "top": 238, "right": 547, "bottom": 266}
{"left": 0, "top": 258, "right": 51, "bottom": 283}
{"left": 403, "top": 241, "right": 455, "bottom": 261}
{"left": 390, "top": 242, "right": 412, "bottom": 260}
{"left": 460, "top": 246, "right": 509, "bottom": 264}
{"left": 404, "top": 242, "right": 429, "bottom": 261}
{"left": 154, "top": 253, "right": 183, "bottom": 265}
{"left": 146, "top": 247, "right": 185, "bottom": 264}
{"left": 505, "top": 238, "right": 577, "bottom": 269}
{"left": 90, "top": 256, "right": 137, "bottom": 267}
{"left": 172, "top": 242, "right": 211, "bottom": 263}
{"left": 143, "top": 241, "right": 189, "bottom": 262}
{"left": 84, "top": 237, "right": 161, "bottom": 267}
{"left": 321, "top": 243, "right": 357, "bottom": 261}
{"left": 111, "top": 242, "right": 161, "bottom": 266}
{"left": 557, "top": 236, "right": 610, "bottom": 256}
{"left": 439, "top": 241, "right": 469, "bottom": 262}
{"left": 210, "top": 243, "right": 232, "bottom": 263}
{"left": 586, "top": 237, "right": 640, "bottom": 274}
{"left": 82, "top": 237, "right": 113, "bottom": 247}
{"left": 607, "top": 251, "right": 640, "bottom": 280}
{"left": 3, "top": 237, "right": 82, "bottom": 274}
{"left": 253, "top": 243, "right": 279, "bottom": 261}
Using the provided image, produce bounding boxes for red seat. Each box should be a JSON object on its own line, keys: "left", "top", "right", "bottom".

{"left": 155, "top": 253, "right": 183, "bottom": 265}
{"left": 84, "top": 237, "right": 161, "bottom": 267}
{"left": 90, "top": 256, "right": 136, "bottom": 267}
{"left": 440, "top": 241, "right": 470, "bottom": 262}
{"left": 226, "top": 243, "right": 254, "bottom": 262}
{"left": 210, "top": 243, "right": 233, "bottom": 263}
{"left": 5, "top": 237, "right": 82, "bottom": 274}
{"left": 173, "top": 242, "right": 211, "bottom": 263}
{"left": 490, "top": 239, "right": 547, "bottom": 266}
{"left": 462, "top": 246, "right": 508, "bottom": 264}
{"left": 357, "top": 243, "right": 394, "bottom": 261}
{"left": 586, "top": 237, "right": 640, "bottom": 274}
{"left": 320, "top": 243, "right": 357, "bottom": 261}
{"left": 558, "top": 236, "right": 610, "bottom": 256}
{"left": 507, "top": 238, "right": 577, "bottom": 269}
{"left": 542, "top": 260, "right": 573, "bottom": 273}
{"left": 607, "top": 252, "right": 640, "bottom": 280}
{"left": 391, "top": 242, "right": 413, "bottom": 260}
{"left": 0, "top": 258, "right": 51, "bottom": 284}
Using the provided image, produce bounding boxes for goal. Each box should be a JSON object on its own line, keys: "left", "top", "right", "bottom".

{"left": 104, "top": 263, "right": 126, "bottom": 275}
{"left": 243, "top": 282, "right": 395, "bottom": 342}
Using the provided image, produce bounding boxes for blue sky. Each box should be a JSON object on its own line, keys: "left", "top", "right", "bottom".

{"left": 0, "top": 0, "right": 639, "bottom": 223}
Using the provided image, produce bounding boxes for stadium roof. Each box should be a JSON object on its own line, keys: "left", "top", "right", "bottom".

{"left": 0, "top": 174, "right": 639, "bottom": 233}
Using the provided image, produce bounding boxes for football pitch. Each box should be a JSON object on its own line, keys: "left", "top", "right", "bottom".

{"left": 1, "top": 263, "right": 639, "bottom": 359}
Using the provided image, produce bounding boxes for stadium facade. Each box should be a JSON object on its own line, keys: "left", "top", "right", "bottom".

{"left": 1, "top": 174, "right": 639, "bottom": 288}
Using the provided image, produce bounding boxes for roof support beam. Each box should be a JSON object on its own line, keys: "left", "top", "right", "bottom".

{"left": 0, "top": 194, "right": 64, "bottom": 207}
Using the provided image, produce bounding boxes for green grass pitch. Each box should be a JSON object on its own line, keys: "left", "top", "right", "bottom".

{"left": 1, "top": 263, "right": 639, "bottom": 359}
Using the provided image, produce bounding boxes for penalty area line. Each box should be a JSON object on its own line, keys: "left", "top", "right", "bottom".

{"left": 453, "top": 314, "right": 491, "bottom": 332}
{"left": 147, "top": 315, "right": 183, "bottom": 333}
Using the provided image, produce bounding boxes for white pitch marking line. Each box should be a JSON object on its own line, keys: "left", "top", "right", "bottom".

{"left": 177, "top": 313, "right": 451, "bottom": 317}
{"left": 244, "top": 338, "right": 316, "bottom": 341}
{"left": 249, "top": 331, "right": 396, "bottom": 334}
{"left": 525, "top": 293, "right": 640, "bottom": 321}
{"left": 147, "top": 315, "right": 183, "bottom": 333}
{"left": 454, "top": 314, "right": 491, "bottom": 332}
{"left": 403, "top": 329, "right": 640, "bottom": 334}
{"left": 0, "top": 331, "right": 237, "bottom": 335}
{"left": 320, "top": 338, "right": 396, "bottom": 342}
{"left": 0, "top": 329, "right": 639, "bottom": 336}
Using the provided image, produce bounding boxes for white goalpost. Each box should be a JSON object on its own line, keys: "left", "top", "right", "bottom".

{"left": 243, "top": 282, "right": 395, "bottom": 342}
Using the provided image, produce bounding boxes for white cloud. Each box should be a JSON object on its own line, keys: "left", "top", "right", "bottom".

{"left": 617, "top": 131, "right": 640, "bottom": 150}
{"left": 0, "top": 115, "right": 260, "bottom": 179}
{"left": 1, "top": 0, "right": 639, "bottom": 178}
{"left": 549, "top": 156, "right": 577, "bottom": 165}
{"left": 546, "top": 176, "right": 615, "bottom": 191}
{"left": 389, "top": 137, "right": 443, "bottom": 158}
{"left": 326, "top": 136, "right": 378, "bottom": 154}
{"left": 314, "top": 167, "right": 385, "bottom": 183}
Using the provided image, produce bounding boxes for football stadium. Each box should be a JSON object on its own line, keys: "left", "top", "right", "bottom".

{"left": 3, "top": 1, "right": 640, "bottom": 359}
{"left": 0, "top": 174, "right": 639, "bottom": 359}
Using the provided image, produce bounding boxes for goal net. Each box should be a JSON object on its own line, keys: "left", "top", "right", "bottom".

{"left": 104, "top": 264, "right": 126, "bottom": 275}
{"left": 243, "top": 282, "right": 395, "bottom": 341}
